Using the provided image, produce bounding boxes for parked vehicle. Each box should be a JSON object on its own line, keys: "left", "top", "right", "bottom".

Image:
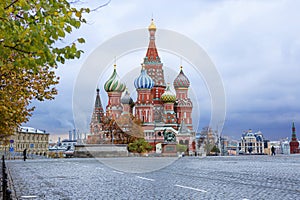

{"left": 63, "top": 149, "right": 74, "bottom": 158}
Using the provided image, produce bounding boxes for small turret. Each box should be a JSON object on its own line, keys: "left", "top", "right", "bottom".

{"left": 134, "top": 65, "right": 154, "bottom": 89}
{"left": 104, "top": 64, "right": 126, "bottom": 119}
{"left": 173, "top": 66, "right": 190, "bottom": 88}
{"left": 121, "top": 90, "right": 134, "bottom": 107}
{"left": 161, "top": 85, "right": 176, "bottom": 103}
{"left": 104, "top": 64, "right": 126, "bottom": 92}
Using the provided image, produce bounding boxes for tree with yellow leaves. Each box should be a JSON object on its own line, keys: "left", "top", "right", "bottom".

{"left": 0, "top": 0, "right": 90, "bottom": 141}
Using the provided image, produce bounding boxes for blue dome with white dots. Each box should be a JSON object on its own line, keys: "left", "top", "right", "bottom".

{"left": 134, "top": 68, "right": 154, "bottom": 89}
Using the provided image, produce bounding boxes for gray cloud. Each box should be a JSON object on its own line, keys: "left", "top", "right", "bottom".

{"left": 24, "top": 0, "right": 300, "bottom": 141}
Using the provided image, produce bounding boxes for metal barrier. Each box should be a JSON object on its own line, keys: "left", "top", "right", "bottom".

{"left": 1, "top": 155, "right": 12, "bottom": 200}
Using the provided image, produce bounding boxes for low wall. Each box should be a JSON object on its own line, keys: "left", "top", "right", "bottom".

{"left": 74, "top": 144, "right": 128, "bottom": 158}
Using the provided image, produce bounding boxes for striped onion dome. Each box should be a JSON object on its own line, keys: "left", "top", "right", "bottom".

{"left": 104, "top": 65, "right": 126, "bottom": 92}
{"left": 161, "top": 85, "right": 176, "bottom": 103}
{"left": 134, "top": 67, "right": 154, "bottom": 89}
{"left": 121, "top": 90, "right": 134, "bottom": 106}
{"left": 173, "top": 66, "right": 190, "bottom": 88}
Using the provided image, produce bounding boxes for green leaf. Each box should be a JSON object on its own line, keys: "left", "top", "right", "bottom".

{"left": 0, "top": 0, "right": 88, "bottom": 139}
{"left": 77, "top": 38, "right": 85, "bottom": 43}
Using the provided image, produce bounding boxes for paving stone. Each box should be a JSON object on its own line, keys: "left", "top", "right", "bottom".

{"left": 6, "top": 155, "right": 300, "bottom": 199}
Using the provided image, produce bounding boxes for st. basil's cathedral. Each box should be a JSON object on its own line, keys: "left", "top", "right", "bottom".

{"left": 89, "top": 20, "right": 196, "bottom": 153}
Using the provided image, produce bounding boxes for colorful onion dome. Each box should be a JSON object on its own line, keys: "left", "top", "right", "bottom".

{"left": 148, "top": 19, "right": 156, "bottom": 31}
{"left": 134, "top": 66, "right": 154, "bottom": 89}
{"left": 104, "top": 65, "right": 126, "bottom": 92}
{"left": 121, "top": 90, "right": 134, "bottom": 106}
{"left": 161, "top": 85, "right": 176, "bottom": 103}
{"left": 173, "top": 66, "right": 190, "bottom": 88}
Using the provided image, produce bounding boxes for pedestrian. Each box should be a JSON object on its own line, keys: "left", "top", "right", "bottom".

{"left": 271, "top": 146, "right": 276, "bottom": 156}
{"left": 23, "top": 148, "right": 27, "bottom": 161}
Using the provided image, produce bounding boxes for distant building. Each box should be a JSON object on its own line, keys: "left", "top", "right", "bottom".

{"left": 220, "top": 136, "right": 229, "bottom": 156}
{"left": 61, "top": 139, "right": 77, "bottom": 150}
{"left": 197, "top": 127, "right": 217, "bottom": 144}
{"left": 49, "top": 138, "right": 77, "bottom": 152}
{"left": 227, "top": 139, "right": 238, "bottom": 155}
{"left": 239, "top": 129, "right": 268, "bottom": 154}
{"left": 196, "top": 127, "right": 218, "bottom": 155}
{"left": 290, "top": 122, "right": 300, "bottom": 154}
{"left": 280, "top": 138, "right": 290, "bottom": 155}
{"left": 0, "top": 126, "right": 49, "bottom": 156}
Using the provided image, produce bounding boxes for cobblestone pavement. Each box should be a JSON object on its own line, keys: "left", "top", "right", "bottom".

{"left": 6, "top": 155, "right": 300, "bottom": 200}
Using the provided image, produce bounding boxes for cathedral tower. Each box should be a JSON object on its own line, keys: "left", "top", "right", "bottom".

{"left": 121, "top": 89, "right": 134, "bottom": 115}
{"left": 161, "top": 84, "right": 177, "bottom": 124}
{"left": 173, "top": 66, "right": 193, "bottom": 130}
{"left": 290, "top": 122, "right": 300, "bottom": 154}
{"left": 90, "top": 88, "right": 104, "bottom": 134}
{"left": 104, "top": 64, "right": 126, "bottom": 119}
{"left": 142, "top": 19, "right": 166, "bottom": 122}
{"left": 134, "top": 65, "right": 154, "bottom": 123}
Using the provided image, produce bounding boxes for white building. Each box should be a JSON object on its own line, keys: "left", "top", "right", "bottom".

{"left": 61, "top": 139, "right": 77, "bottom": 150}
{"left": 280, "top": 138, "right": 290, "bottom": 155}
{"left": 239, "top": 129, "right": 266, "bottom": 154}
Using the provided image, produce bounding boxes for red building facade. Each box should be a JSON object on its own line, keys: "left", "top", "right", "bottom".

{"left": 290, "top": 122, "right": 300, "bottom": 154}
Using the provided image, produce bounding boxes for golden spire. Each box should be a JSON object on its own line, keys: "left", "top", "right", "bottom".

{"left": 148, "top": 18, "right": 156, "bottom": 31}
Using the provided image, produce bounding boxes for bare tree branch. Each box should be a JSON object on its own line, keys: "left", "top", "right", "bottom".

{"left": 16, "top": 14, "right": 25, "bottom": 19}
{"left": 4, "top": 0, "right": 20, "bottom": 10}
{"left": 3, "top": 45, "right": 34, "bottom": 54}
{"left": 91, "top": 0, "right": 111, "bottom": 12}
{"left": 68, "top": 0, "right": 85, "bottom": 5}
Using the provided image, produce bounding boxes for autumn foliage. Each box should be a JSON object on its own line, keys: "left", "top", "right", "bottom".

{"left": 0, "top": 0, "right": 89, "bottom": 141}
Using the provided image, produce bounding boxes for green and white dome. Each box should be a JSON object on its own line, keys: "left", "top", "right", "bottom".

{"left": 104, "top": 65, "right": 126, "bottom": 92}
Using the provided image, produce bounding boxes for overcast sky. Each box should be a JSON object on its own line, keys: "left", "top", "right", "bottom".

{"left": 25, "top": 0, "right": 300, "bottom": 141}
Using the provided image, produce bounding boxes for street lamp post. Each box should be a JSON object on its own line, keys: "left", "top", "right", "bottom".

{"left": 217, "top": 131, "right": 221, "bottom": 156}
{"left": 195, "top": 136, "right": 198, "bottom": 157}
{"left": 221, "top": 137, "right": 224, "bottom": 156}
{"left": 216, "top": 121, "right": 224, "bottom": 156}
{"left": 111, "top": 121, "right": 115, "bottom": 144}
